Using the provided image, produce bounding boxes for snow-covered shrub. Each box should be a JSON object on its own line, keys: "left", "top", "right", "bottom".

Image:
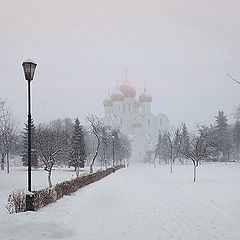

{"left": 33, "top": 188, "right": 56, "bottom": 211}
{"left": 6, "top": 165, "right": 125, "bottom": 213}
{"left": 6, "top": 190, "right": 26, "bottom": 214}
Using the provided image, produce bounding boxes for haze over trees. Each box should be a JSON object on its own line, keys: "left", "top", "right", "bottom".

{"left": 1, "top": 96, "right": 240, "bottom": 184}
{"left": 0, "top": 99, "right": 18, "bottom": 173}
{"left": 153, "top": 109, "right": 240, "bottom": 181}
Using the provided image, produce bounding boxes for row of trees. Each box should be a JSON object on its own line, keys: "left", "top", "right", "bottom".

{"left": 154, "top": 110, "right": 240, "bottom": 181}
{"left": 0, "top": 99, "right": 131, "bottom": 187}
{"left": 15, "top": 113, "right": 131, "bottom": 187}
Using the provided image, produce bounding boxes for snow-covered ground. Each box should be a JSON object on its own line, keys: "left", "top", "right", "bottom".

{"left": 0, "top": 166, "right": 100, "bottom": 215}
{"left": 0, "top": 163, "right": 240, "bottom": 240}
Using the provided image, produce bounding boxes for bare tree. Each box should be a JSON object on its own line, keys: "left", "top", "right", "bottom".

{"left": 120, "top": 134, "right": 131, "bottom": 167}
{"left": 182, "top": 126, "right": 214, "bottom": 182}
{"left": 35, "top": 123, "right": 68, "bottom": 187}
{"left": 164, "top": 128, "right": 183, "bottom": 173}
{"left": 0, "top": 100, "right": 18, "bottom": 173}
{"left": 86, "top": 115, "right": 103, "bottom": 173}
{"left": 99, "top": 126, "right": 113, "bottom": 169}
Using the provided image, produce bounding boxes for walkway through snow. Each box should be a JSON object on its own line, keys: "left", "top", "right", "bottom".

{"left": 0, "top": 164, "right": 240, "bottom": 240}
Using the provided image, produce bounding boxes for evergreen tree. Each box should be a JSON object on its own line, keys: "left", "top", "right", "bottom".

{"left": 180, "top": 123, "right": 190, "bottom": 164}
{"left": 214, "top": 111, "right": 231, "bottom": 162}
{"left": 233, "top": 121, "right": 240, "bottom": 162}
{"left": 21, "top": 118, "right": 38, "bottom": 168}
{"left": 160, "top": 132, "right": 171, "bottom": 164}
{"left": 69, "top": 118, "right": 86, "bottom": 176}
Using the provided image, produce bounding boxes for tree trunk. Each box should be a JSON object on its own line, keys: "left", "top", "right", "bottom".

{"left": 170, "top": 158, "right": 173, "bottom": 174}
{"left": 225, "top": 152, "right": 227, "bottom": 165}
{"left": 237, "top": 147, "right": 239, "bottom": 162}
{"left": 6, "top": 152, "right": 9, "bottom": 173}
{"left": 1, "top": 153, "right": 5, "bottom": 170}
{"left": 90, "top": 138, "right": 100, "bottom": 173}
{"left": 193, "top": 161, "right": 197, "bottom": 182}
{"left": 105, "top": 158, "right": 108, "bottom": 170}
{"left": 48, "top": 170, "right": 52, "bottom": 188}
{"left": 90, "top": 164, "right": 93, "bottom": 174}
{"left": 76, "top": 167, "right": 80, "bottom": 177}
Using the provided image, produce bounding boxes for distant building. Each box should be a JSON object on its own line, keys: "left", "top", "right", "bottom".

{"left": 102, "top": 80, "right": 170, "bottom": 163}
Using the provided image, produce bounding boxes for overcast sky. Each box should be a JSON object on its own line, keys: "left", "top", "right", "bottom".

{"left": 0, "top": 0, "right": 240, "bottom": 130}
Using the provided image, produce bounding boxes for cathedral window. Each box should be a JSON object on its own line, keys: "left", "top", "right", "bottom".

{"left": 120, "top": 118, "right": 122, "bottom": 125}
{"left": 148, "top": 118, "right": 150, "bottom": 126}
{"left": 160, "top": 119, "right": 162, "bottom": 126}
{"left": 129, "top": 104, "right": 130, "bottom": 112}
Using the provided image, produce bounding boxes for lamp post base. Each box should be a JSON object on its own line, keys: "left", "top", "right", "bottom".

{"left": 26, "top": 193, "right": 34, "bottom": 211}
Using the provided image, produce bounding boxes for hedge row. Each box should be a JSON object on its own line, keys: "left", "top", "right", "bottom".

{"left": 6, "top": 165, "right": 124, "bottom": 214}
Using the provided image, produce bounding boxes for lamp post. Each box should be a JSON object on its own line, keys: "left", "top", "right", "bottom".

{"left": 112, "top": 135, "right": 115, "bottom": 172}
{"left": 22, "top": 58, "right": 37, "bottom": 211}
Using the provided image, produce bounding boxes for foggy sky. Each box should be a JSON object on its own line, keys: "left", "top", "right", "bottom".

{"left": 1, "top": 0, "right": 240, "bottom": 130}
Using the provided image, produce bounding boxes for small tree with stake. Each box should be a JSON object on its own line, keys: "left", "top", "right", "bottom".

{"left": 182, "top": 126, "right": 213, "bottom": 182}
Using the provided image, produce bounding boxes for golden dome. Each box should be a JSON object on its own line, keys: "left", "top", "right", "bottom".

{"left": 119, "top": 83, "right": 136, "bottom": 97}
{"left": 103, "top": 93, "right": 113, "bottom": 106}
{"left": 111, "top": 88, "right": 124, "bottom": 101}
{"left": 139, "top": 88, "right": 152, "bottom": 102}
{"left": 103, "top": 99, "right": 113, "bottom": 107}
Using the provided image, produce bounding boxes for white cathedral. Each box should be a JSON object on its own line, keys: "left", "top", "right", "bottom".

{"left": 102, "top": 80, "right": 170, "bottom": 163}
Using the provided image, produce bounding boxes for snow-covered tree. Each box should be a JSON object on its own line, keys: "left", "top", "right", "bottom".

{"left": 99, "top": 126, "right": 112, "bottom": 169}
{"left": 35, "top": 123, "right": 68, "bottom": 187}
{"left": 182, "top": 126, "right": 214, "bottom": 181}
{"left": 0, "top": 100, "right": 18, "bottom": 173}
{"left": 69, "top": 118, "right": 86, "bottom": 177}
{"left": 164, "top": 128, "right": 183, "bottom": 173}
{"left": 48, "top": 118, "right": 73, "bottom": 167}
{"left": 160, "top": 132, "right": 171, "bottom": 164}
{"left": 179, "top": 123, "right": 190, "bottom": 164}
{"left": 120, "top": 134, "right": 131, "bottom": 166}
{"left": 214, "top": 111, "right": 231, "bottom": 163}
{"left": 154, "top": 131, "right": 162, "bottom": 165}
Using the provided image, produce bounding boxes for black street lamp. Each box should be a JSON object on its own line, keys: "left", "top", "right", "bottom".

{"left": 22, "top": 58, "right": 37, "bottom": 211}
{"left": 112, "top": 135, "right": 115, "bottom": 173}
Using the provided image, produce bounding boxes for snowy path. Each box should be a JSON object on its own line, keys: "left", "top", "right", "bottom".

{"left": 0, "top": 164, "right": 240, "bottom": 240}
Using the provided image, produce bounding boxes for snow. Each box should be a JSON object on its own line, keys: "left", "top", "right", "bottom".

{"left": 0, "top": 166, "right": 98, "bottom": 215}
{"left": 0, "top": 163, "right": 240, "bottom": 240}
